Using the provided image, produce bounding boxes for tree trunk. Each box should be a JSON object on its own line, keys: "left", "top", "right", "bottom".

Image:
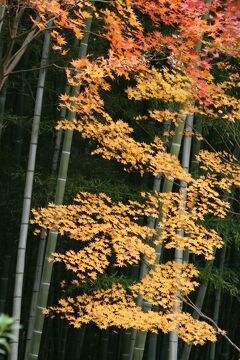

{"left": 0, "top": 12, "right": 40, "bottom": 91}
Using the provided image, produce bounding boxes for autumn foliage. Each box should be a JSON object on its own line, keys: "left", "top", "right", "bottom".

{"left": 30, "top": 0, "right": 240, "bottom": 346}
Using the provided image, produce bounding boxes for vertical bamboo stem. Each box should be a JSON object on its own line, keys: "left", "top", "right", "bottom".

{"left": 0, "top": 254, "right": 11, "bottom": 313}
{"left": 24, "top": 229, "right": 47, "bottom": 359}
{"left": 0, "top": 84, "right": 7, "bottom": 147}
{"left": 132, "top": 116, "right": 187, "bottom": 360}
{"left": 100, "top": 330, "right": 109, "bottom": 360}
{"left": 168, "top": 114, "right": 194, "bottom": 360}
{"left": 180, "top": 268, "right": 212, "bottom": 360}
{"left": 51, "top": 84, "right": 70, "bottom": 175}
{"left": 147, "top": 332, "right": 158, "bottom": 360}
{"left": 10, "top": 25, "right": 51, "bottom": 360}
{"left": 121, "top": 120, "right": 172, "bottom": 360}
{"left": 25, "top": 80, "right": 72, "bottom": 357}
{"left": 27, "top": 10, "right": 93, "bottom": 359}
{"left": 0, "top": 4, "right": 6, "bottom": 146}
{"left": 209, "top": 246, "right": 226, "bottom": 360}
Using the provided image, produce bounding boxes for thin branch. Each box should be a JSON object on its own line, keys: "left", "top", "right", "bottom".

{"left": 4, "top": 63, "right": 63, "bottom": 76}
{"left": 228, "top": 210, "right": 240, "bottom": 216}
{"left": 182, "top": 295, "right": 240, "bottom": 353}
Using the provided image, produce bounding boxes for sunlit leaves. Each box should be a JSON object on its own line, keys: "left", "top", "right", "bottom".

{"left": 29, "top": 0, "right": 240, "bottom": 347}
{"left": 44, "top": 284, "right": 217, "bottom": 345}
{"left": 131, "top": 261, "right": 199, "bottom": 309}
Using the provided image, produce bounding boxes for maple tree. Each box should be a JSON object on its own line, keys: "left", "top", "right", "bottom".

{"left": 0, "top": 0, "right": 95, "bottom": 89}
{"left": 26, "top": 0, "right": 240, "bottom": 354}
{"left": 31, "top": 148, "right": 240, "bottom": 342}
{"left": 0, "top": 0, "right": 239, "bottom": 359}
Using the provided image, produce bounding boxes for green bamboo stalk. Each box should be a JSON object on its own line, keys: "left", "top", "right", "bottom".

{"left": 131, "top": 116, "right": 187, "bottom": 360}
{"left": 100, "top": 330, "right": 109, "bottom": 360}
{"left": 24, "top": 229, "right": 47, "bottom": 359}
{"left": 0, "top": 84, "right": 6, "bottom": 148}
{"left": 51, "top": 39, "right": 80, "bottom": 175}
{"left": 58, "top": 321, "right": 68, "bottom": 360}
{"left": 74, "top": 325, "right": 87, "bottom": 359}
{"left": 0, "top": 10, "right": 7, "bottom": 147}
{"left": 190, "top": 118, "right": 202, "bottom": 179}
{"left": 221, "top": 296, "right": 233, "bottom": 360}
{"left": 180, "top": 116, "right": 211, "bottom": 360}
{"left": 168, "top": 114, "right": 194, "bottom": 360}
{"left": 147, "top": 332, "right": 158, "bottom": 360}
{"left": 182, "top": 196, "right": 233, "bottom": 360}
{"left": 0, "top": 254, "right": 11, "bottom": 313}
{"left": 26, "top": 129, "right": 74, "bottom": 359}
{"left": 148, "top": 119, "right": 172, "bottom": 229}
{"left": 25, "top": 79, "right": 73, "bottom": 357}
{"left": 24, "top": 80, "right": 73, "bottom": 357}
{"left": 183, "top": 116, "right": 202, "bottom": 264}
{"left": 15, "top": 53, "right": 30, "bottom": 165}
{"left": 51, "top": 84, "right": 70, "bottom": 175}
{"left": 120, "top": 120, "right": 172, "bottom": 360}
{"left": 180, "top": 257, "right": 215, "bottom": 360}
{"left": 27, "top": 10, "right": 94, "bottom": 359}
{"left": 10, "top": 25, "right": 51, "bottom": 360}
{"left": 209, "top": 246, "right": 226, "bottom": 360}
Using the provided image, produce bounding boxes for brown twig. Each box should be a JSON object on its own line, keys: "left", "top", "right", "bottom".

{"left": 182, "top": 295, "right": 240, "bottom": 353}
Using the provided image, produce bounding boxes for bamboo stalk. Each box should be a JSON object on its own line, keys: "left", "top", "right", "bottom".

{"left": 0, "top": 84, "right": 6, "bottom": 148}
{"left": 100, "top": 330, "right": 109, "bottom": 360}
{"left": 15, "top": 53, "right": 30, "bottom": 164}
{"left": 0, "top": 10, "right": 7, "bottom": 147}
{"left": 168, "top": 114, "right": 194, "bottom": 360}
{"left": 147, "top": 332, "right": 158, "bottom": 360}
{"left": 221, "top": 297, "right": 233, "bottom": 360}
{"left": 120, "top": 120, "right": 172, "bottom": 360}
{"left": 209, "top": 246, "right": 226, "bottom": 360}
{"left": 25, "top": 78, "right": 73, "bottom": 357}
{"left": 10, "top": 25, "right": 51, "bottom": 360}
{"left": 180, "top": 262, "right": 213, "bottom": 360}
{"left": 27, "top": 9, "right": 94, "bottom": 359}
{"left": 190, "top": 118, "right": 202, "bottom": 179}
{"left": 73, "top": 325, "right": 86, "bottom": 360}
{"left": 59, "top": 321, "right": 68, "bottom": 360}
{"left": 132, "top": 116, "right": 187, "bottom": 360}
{"left": 24, "top": 229, "right": 47, "bottom": 359}
{"left": 180, "top": 115, "right": 217, "bottom": 360}
{"left": 51, "top": 84, "right": 70, "bottom": 175}
{"left": 0, "top": 254, "right": 11, "bottom": 313}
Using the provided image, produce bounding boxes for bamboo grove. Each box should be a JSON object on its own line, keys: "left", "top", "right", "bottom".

{"left": 0, "top": 1, "right": 240, "bottom": 360}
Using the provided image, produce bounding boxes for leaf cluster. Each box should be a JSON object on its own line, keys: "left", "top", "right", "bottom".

{"left": 0, "top": 314, "right": 19, "bottom": 355}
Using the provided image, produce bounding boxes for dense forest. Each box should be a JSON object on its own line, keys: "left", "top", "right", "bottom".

{"left": 0, "top": 1, "right": 240, "bottom": 360}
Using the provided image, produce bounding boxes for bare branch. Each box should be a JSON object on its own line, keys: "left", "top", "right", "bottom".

{"left": 182, "top": 295, "right": 240, "bottom": 353}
